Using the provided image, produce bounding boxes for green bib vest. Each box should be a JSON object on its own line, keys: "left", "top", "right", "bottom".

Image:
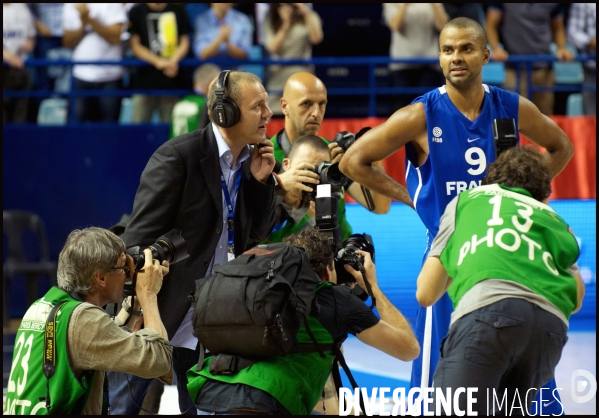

{"left": 4, "top": 287, "right": 96, "bottom": 415}
{"left": 187, "top": 282, "right": 336, "bottom": 415}
{"left": 169, "top": 95, "right": 208, "bottom": 139}
{"left": 269, "top": 132, "right": 353, "bottom": 242}
{"left": 440, "top": 184, "right": 580, "bottom": 319}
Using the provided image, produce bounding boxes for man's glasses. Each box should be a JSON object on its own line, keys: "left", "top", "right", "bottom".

{"left": 110, "top": 265, "right": 130, "bottom": 275}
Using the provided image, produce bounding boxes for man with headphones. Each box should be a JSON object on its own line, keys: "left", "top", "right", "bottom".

{"left": 106, "top": 70, "right": 277, "bottom": 415}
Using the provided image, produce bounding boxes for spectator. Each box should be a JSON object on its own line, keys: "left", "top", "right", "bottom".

{"left": 193, "top": 3, "right": 252, "bottom": 60}
{"left": 255, "top": 3, "right": 271, "bottom": 46}
{"left": 443, "top": 3, "right": 484, "bottom": 24}
{"left": 3, "top": 3, "right": 36, "bottom": 124}
{"left": 170, "top": 63, "right": 221, "bottom": 139}
{"left": 567, "top": 3, "right": 596, "bottom": 115}
{"left": 28, "top": 4, "right": 65, "bottom": 93}
{"left": 263, "top": 3, "right": 323, "bottom": 115}
{"left": 184, "top": 3, "right": 209, "bottom": 29}
{"left": 128, "top": 3, "right": 192, "bottom": 124}
{"left": 486, "top": 3, "right": 575, "bottom": 116}
{"left": 383, "top": 3, "right": 448, "bottom": 111}
{"left": 62, "top": 3, "right": 128, "bottom": 122}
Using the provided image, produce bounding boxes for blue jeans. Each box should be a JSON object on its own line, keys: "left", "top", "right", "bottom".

{"left": 106, "top": 345, "right": 200, "bottom": 415}
{"left": 105, "top": 371, "right": 153, "bottom": 415}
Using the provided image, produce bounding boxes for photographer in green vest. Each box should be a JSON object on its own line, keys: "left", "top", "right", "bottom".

{"left": 270, "top": 72, "right": 392, "bottom": 242}
{"left": 188, "top": 228, "right": 419, "bottom": 415}
{"left": 169, "top": 63, "right": 221, "bottom": 139}
{"left": 4, "top": 227, "right": 173, "bottom": 415}
{"left": 266, "top": 134, "right": 333, "bottom": 243}
{"left": 416, "top": 146, "right": 585, "bottom": 415}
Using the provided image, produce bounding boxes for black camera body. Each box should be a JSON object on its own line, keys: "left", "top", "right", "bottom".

{"left": 333, "top": 126, "right": 371, "bottom": 152}
{"left": 335, "top": 234, "right": 375, "bottom": 286}
{"left": 123, "top": 229, "right": 189, "bottom": 296}
{"left": 303, "top": 161, "right": 348, "bottom": 200}
{"left": 333, "top": 131, "right": 356, "bottom": 152}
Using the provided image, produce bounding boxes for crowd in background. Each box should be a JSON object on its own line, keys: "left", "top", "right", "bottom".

{"left": 3, "top": 3, "right": 596, "bottom": 124}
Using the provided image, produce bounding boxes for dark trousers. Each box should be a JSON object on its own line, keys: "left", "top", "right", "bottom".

{"left": 390, "top": 67, "right": 445, "bottom": 111}
{"left": 74, "top": 78, "right": 122, "bottom": 122}
{"left": 432, "top": 298, "right": 568, "bottom": 416}
{"left": 3, "top": 67, "right": 31, "bottom": 123}
{"left": 33, "top": 36, "right": 63, "bottom": 92}
{"left": 173, "top": 345, "right": 202, "bottom": 415}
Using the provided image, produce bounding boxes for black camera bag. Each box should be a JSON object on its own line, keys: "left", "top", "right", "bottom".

{"left": 191, "top": 242, "right": 366, "bottom": 412}
{"left": 191, "top": 243, "right": 323, "bottom": 359}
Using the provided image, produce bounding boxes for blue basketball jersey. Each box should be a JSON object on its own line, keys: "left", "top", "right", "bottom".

{"left": 405, "top": 84, "right": 520, "bottom": 245}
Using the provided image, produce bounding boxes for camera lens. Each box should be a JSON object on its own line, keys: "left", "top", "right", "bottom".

{"left": 320, "top": 163, "right": 348, "bottom": 188}
{"left": 153, "top": 229, "right": 189, "bottom": 264}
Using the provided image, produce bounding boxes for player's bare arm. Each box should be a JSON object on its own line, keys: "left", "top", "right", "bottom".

{"left": 340, "top": 103, "right": 428, "bottom": 208}
{"left": 517, "top": 96, "right": 574, "bottom": 179}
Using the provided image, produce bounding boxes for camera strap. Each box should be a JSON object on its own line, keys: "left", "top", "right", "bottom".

{"left": 331, "top": 343, "right": 366, "bottom": 415}
{"left": 219, "top": 167, "right": 242, "bottom": 248}
{"left": 42, "top": 301, "right": 67, "bottom": 412}
{"left": 277, "top": 129, "right": 292, "bottom": 157}
{"left": 360, "top": 185, "right": 375, "bottom": 212}
{"left": 360, "top": 268, "right": 376, "bottom": 310}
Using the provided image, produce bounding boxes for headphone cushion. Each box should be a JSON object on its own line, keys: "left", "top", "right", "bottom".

{"left": 214, "top": 97, "right": 240, "bottom": 128}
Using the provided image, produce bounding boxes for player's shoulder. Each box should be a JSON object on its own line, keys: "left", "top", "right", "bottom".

{"left": 414, "top": 86, "right": 446, "bottom": 109}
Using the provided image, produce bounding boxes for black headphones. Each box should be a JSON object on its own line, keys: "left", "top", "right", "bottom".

{"left": 212, "top": 70, "right": 240, "bottom": 128}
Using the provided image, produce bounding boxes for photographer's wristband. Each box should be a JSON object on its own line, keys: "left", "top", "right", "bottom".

{"left": 123, "top": 298, "right": 143, "bottom": 317}
{"left": 120, "top": 297, "right": 143, "bottom": 326}
{"left": 130, "top": 308, "right": 143, "bottom": 317}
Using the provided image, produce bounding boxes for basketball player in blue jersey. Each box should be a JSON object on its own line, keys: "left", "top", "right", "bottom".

{"left": 340, "top": 17, "right": 574, "bottom": 415}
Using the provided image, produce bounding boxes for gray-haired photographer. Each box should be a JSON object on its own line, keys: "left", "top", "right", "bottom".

{"left": 4, "top": 227, "right": 172, "bottom": 415}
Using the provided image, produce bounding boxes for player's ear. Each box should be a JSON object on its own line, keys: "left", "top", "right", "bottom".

{"left": 483, "top": 46, "right": 490, "bottom": 65}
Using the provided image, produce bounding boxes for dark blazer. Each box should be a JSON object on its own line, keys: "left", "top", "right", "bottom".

{"left": 123, "top": 124, "right": 276, "bottom": 338}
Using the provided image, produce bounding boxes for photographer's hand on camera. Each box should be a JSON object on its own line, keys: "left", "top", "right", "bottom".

{"left": 135, "top": 249, "right": 169, "bottom": 295}
{"left": 279, "top": 162, "right": 320, "bottom": 208}
{"left": 132, "top": 248, "right": 170, "bottom": 339}
{"left": 328, "top": 141, "right": 345, "bottom": 164}
{"left": 344, "top": 250, "right": 420, "bottom": 360}
{"left": 343, "top": 250, "right": 379, "bottom": 294}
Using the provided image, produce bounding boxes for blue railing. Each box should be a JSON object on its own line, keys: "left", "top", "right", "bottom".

{"left": 4, "top": 55, "right": 596, "bottom": 122}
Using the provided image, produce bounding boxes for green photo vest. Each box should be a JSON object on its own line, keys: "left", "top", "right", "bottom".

{"left": 4, "top": 287, "right": 96, "bottom": 415}
{"left": 187, "top": 282, "right": 336, "bottom": 415}
{"left": 169, "top": 95, "right": 208, "bottom": 139}
{"left": 269, "top": 132, "right": 353, "bottom": 242}
{"left": 441, "top": 184, "right": 580, "bottom": 319}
